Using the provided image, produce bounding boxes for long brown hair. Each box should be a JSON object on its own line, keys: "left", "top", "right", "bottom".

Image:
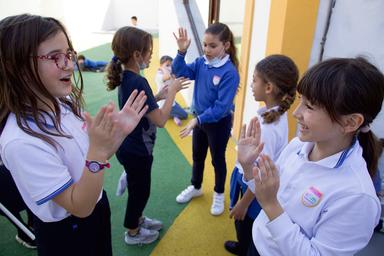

{"left": 205, "top": 22, "right": 239, "bottom": 71}
{"left": 0, "top": 14, "right": 84, "bottom": 147}
{"left": 256, "top": 54, "right": 299, "bottom": 124}
{"left": 298, "top": 57, "right": 384, "bottom": 176}
{"left": 106, "top": 26, "right": 152, "bottom": 91}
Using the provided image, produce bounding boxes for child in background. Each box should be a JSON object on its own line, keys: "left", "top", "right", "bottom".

{"left": 173, "top": 23, "right": 240, "bottom": 216}
{"left": 155, "top": 55, "right": 188, "bottom": 126}
{"left": 225, "top": 55, "right": 299, "bottom": 256}
{"left": 239, "top": 57, "right": 384, "bottom": 255}
{"left": 0, "top": 14, "right": 147, "bottom": 256}
{"left": 77, "top": 54, "right": 108, "bottom": 72}
{"left": 106, "top": 26, "right": 188, "bottom": 245}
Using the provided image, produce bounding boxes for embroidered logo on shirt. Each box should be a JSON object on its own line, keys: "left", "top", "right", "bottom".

{"left": 212, "top": 75, "right": 221, "bottom": 86}
{"left": 301, "top": 186, "right": 323, "bottom": 207}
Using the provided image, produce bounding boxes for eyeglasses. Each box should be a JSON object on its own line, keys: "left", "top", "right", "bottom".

{"left": 34, "top": 51, "right": 77, "bottom": 70}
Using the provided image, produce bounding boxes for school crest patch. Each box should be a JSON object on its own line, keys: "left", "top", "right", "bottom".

{"left": 212, "top": 75, "right": 221, "bottom": 86}
{"left": 301, "top": 186, "right": 323, "bottom": 207}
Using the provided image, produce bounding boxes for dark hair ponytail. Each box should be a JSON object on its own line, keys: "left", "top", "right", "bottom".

{"left": 106, "top": 58, "right": 122, "bottom": 91}
{"left": 205, "top": 22, "right": 239, "bottom": 71}
{"left": 298, "top": 57, "right": 384, "bottom": 177}
{"left": 256, "top": 54, "right": 299, "bottom": 124}
{"left": 358, "top": 131, "right": 382, "bottom": 177}
{"left": 106, "top": 26, "right": 152, "bottom": 91}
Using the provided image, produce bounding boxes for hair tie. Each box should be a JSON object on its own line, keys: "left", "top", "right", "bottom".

{"left": 360, "top": 125, "right": 370, "bottom": 133}
{"left": 112, "top": 56, "right": 119, "bottom": 63}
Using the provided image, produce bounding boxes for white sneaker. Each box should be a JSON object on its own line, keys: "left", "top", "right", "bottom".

{"left": 140, "top": 216, "right": 163, "bottom": 231}
{"left": 210, "top": 192, "right": 225, "bottom": 215}
{"left": 116, "top": 170, "right": 127, "bottom": 196}
{"left": 124, "top": 227, "right": 159, "bottom": 245}
{"left": 176, "top": 185, "right": 203, "bottom": 203}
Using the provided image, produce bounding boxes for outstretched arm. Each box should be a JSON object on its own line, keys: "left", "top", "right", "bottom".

{"left": 53, "top": 90, "right": 147, "bottom": 217}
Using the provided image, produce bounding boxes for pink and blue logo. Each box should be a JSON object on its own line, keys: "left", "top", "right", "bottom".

{"left": 301, "top": 186, "right": 323, "bottom": 207}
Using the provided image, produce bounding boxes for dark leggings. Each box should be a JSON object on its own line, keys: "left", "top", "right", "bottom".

{"left": 122, "top": 154, "right": 153, "bottom": 229}
{"left": 191, "top": 114, "right": 232, "bottom": 193}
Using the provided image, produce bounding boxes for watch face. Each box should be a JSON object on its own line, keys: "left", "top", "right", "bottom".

{"left": 88, "top": 162, "right": 100, "bottom": 172}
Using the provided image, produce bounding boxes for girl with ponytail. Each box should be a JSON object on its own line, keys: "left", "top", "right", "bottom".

{"left": 238, "top": 57, "right": 384, "bottom": 255}
{"left": 106, "top": 26, "right": 189, "bottom": 245}
{"left": 225, "top": 54, "right": 299, "bottom": 255}
{"left": 173, "top": 23, "right": 240, "bottom": 216}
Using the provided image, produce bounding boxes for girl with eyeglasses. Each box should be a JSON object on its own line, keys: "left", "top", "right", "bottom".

{"left": 0, "top": 14, "right": 148, "bottom": 256}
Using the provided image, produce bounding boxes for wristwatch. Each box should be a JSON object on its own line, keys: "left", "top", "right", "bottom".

{"left": 85, "top": 160, "right": 110, "bottom": 173}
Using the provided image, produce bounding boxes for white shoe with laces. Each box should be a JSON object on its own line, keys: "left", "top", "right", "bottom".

{"left": 176, "top": 185, "right": 203, "bottom": 203}
{"left": 210, "top": 192, "right": 225, "bottom": 216}
{"left": 124, "top": 227, "right": 159, "bottom": 245}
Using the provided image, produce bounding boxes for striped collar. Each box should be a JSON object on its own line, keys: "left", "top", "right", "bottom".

{"left": 25, "top": 104, "right": 72, "bottom": 130}
{"left": 296, "top": 137, "right": 358, "bottom": 169}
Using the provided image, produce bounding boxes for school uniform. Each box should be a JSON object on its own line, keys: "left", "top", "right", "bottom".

{"left": 173, "top": 52, "right": 239, "bottom": 193}
{"left": 230, "top": 107, "right": 288, "bottom": 256}
{"left": 245, "top": 137, "right": 381, "bottom": 256}
{"left": 0, "top": 105, "right": 111, "bottom": 256}
{"left": 116, "top": 70, "right": 159, "bottom": 230}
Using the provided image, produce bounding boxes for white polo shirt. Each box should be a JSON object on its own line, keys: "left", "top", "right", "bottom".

{"left": 0, "top": 106, "right": 101, "bottom": 222}
{"left": 246, "top": 137, "right": 380, "bottom": 256}
{"left": 236, "top": 106, "right": 288, "bottom": 173}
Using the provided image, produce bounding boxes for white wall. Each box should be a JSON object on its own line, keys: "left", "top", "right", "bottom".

{"left": 242, "top": 0, "right": 271, "bottom": 126}
{"left": 0, "top": 0, "right": 39, "bottom": 19}
{"left": 219, "top": 0, "right": 246, "bottom": 38}
{"left": 107, "top": 0, "right": 158, "bottom": 32}
{"left": 158, "top": 0, "right": 208, "bottom": 107}
{"left": 195, "top": 0, "right": 209, "bottom": 28}
{"left": 309, "top": 0, "right": 384, "bottom": 138}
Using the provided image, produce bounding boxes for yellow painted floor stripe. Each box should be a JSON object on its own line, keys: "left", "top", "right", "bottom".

{"left": 146, "top": 39, "right": 237, "bottom": 255}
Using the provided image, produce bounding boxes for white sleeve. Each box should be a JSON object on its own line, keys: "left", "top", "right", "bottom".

{"left": 259, "top": 125, "right": 278, "bottom": 160}
{"left": 243, "top": 177, "right": 256, "bottom": 193}
{"left": 2, "top": 139, "right": 73, "bottom": 205}
{"left": 266, "top": 195, "right": 380, "bottom": 256}
{"left": 155, "top": 72, "right": 165, "bottom": 92}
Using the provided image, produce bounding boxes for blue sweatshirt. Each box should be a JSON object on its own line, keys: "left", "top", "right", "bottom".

{"left": 172, "top": 52, "right": 239, "bottom": 124}
{"left": 84, "top": 59, "right": 108, "bottom": 69}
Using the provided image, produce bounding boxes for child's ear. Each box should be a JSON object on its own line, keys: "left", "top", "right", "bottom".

{"left": 134, "top": 51, "right": 141, "bottom": 60}
{"left": 224, "top": 41, "right": 230, "bottom": 51}
{"left": 265, "top": 82, "right": 274, "bottom": 94}
{"left": 342, "top": 113, "right": 364, "bottom": 133}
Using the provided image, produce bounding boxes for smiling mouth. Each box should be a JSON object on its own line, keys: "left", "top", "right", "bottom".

{"left": 60, "top": 77, "right": 71, "bottom": 82}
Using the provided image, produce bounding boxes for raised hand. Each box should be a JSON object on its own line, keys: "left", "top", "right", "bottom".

{"left": 114, "top": 90, "right": 148, "bottom": 135}
{"left": 253, "top": 154, "right": 283, "bottom": 221}
{"left": 173, "top": 28, "right": 191, "bottom": 52}
{"left": 168, "top": 76, "right": 190, "bottom": 94}
{"left": 85, "top": 90, "right": 148, "bottom": 160}
{"left": 85, "top": 103, "right": 118, "bottom": 160}
{"left": 156, "top": 84, "right": 169, "bottom": 101}
{"left": 238, "top": 117, "right": 264, "bottom": 181}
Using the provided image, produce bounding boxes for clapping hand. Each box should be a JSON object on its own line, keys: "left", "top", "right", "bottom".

{"left": 253, "top": 154, "right": 282, "bottom": 221}
{"left": 85, "top": 90, "right": 148, "bottom": 160}
{"left": 238, "top": 117, "right": 264, "bottom": 181}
